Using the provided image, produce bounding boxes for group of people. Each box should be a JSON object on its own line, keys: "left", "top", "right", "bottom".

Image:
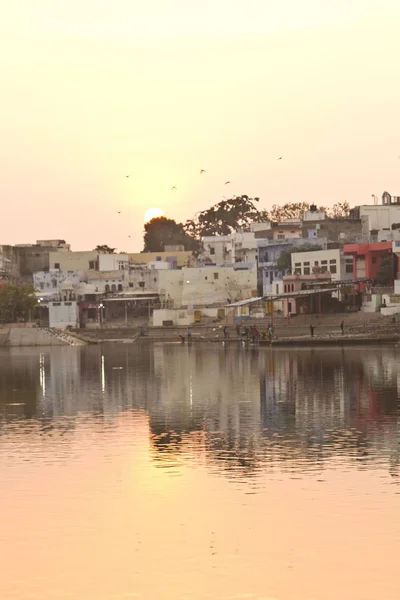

{"left": 235, "top": 323, "right": 274, "bottom": 343}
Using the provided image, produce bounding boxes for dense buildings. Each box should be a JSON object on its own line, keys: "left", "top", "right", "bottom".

{"left": 3, "top": 192, "right": 400, "bottom": 328}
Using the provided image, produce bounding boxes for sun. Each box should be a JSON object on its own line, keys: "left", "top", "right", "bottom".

{"left": 144, "top": 207, "right": 164, "bottom": 223}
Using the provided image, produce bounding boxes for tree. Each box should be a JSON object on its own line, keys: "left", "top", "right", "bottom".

{"left": 0, "top": 283, "right": 37, "bottom": 323}
{"left": 263, "top": 202, "right": 315, "bottom": 223}
{"left": 95, "top": 245, "right": 116, "bottom": 254}
{"left": 143, "top": 217, "right": 201, "bottom": 253}
{"left": 185, "top": 195, "right": 261, "bottom": 238}
{"left": 375, "top": 254, "right": 395, "bottom": 286}
{"left": 276, "top": 244, "right": 323, "bottom": 274}
{"left": 327, "top": 201, "right": 350, "bottom": 219}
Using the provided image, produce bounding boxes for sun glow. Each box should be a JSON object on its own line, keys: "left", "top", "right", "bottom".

{"left": 144, "top": 207, "right": 164, "bottom": 223}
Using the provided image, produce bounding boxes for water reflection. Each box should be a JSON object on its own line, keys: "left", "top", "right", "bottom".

{"left": 1, "top": 344, "right": 399, "bottom": 479}
{"left": 1, "top": 344, "right": 400, "bottom": 600}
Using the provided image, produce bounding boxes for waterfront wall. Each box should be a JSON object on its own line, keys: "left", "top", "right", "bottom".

{"left": 0, "top": 328, "right": 68, "bottom": 347}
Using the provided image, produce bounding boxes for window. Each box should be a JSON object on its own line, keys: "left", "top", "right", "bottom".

{"left": 304, "top": 267, "right": 310, "bottom": 275}
{"left": 39, "top": 282, "right": 44, "bottom": 290}
{"left": 346, "top": 263, "right": 353, "bottom": 273}
{"left": 290, "top": 230, "right": 295, "bottom": 234}
{"left": 284, "top": 285, "right": 287, "bottom": 293}
{"left": 138, "top": 281, "right": 145, "bottom": 288}
{"left": 205, "top": 276, "right": 208, "bottom": 280}
{"left": 129, "top": 282, "right": 133, "bottom": 288}
{"left": 54, "top": 263, "right": 60, "bottom": 269}
{"left": 111, "top": 284, "right": 116, "bottom": 292}
{"left": 330, "top": 265, "right": 337, "bottom": 274}
{"left": 214, "top": 272, "right": 219, "bottom": 280}
{"left": 210, "top": 247, "right": 215, "bottom": 255}
{"left": 105, "top": 284, "right": 110, "bottom": 292}
{"left": 321, "top": 260, "right": 327, "bottom": 265}
{"left": 276, "top": 284, "right": 279, "bottom": 294}
{"left": 321, "top": 266, "right": 328, "bottom": 273}
{"left": 52, "top": 302, "right": 61, "bottom": 306}
{"left": 304, "top": 261, "right": 310, "bottom": 266}
{"left": 277, "top": 234, "right": 285, "bottom": 240}
{"left": 52, "top": 279, "right": 57, "bottom": 288}
{"left": 295, "top": 262, "right": 301, "bottom": 267}
{"left": 118, "top": 284, "right": 123, "bottom": 292}
{"left": 314, "top": 261, "right": 319, "bottom": 266}
{"left": 64, "top": 302, "right": 72, "bottom": 306}
{"left": 329, "top": 259, "right": 337, "bottom": 264}
{"left": 89, "top": 260, "right": 96, "bottom": 270}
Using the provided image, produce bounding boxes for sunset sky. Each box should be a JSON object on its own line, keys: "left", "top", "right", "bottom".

{"left": 1, "top": 0, "right": 400, "bottom": 252}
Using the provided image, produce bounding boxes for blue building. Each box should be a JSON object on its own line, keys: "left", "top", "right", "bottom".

{"left": 257, "top": 237, "right": 327, "bottom": 296}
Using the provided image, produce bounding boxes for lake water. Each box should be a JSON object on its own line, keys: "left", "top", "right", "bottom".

{"left": 1, "top": 343, "right": 399, "bottom": 600}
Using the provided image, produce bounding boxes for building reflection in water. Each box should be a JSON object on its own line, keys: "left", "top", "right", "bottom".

{"left": 0, "top": 343, "right": 399, "bottom": 479}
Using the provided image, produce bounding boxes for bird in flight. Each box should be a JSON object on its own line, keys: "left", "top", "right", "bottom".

{"left": 277, "top": 157, "right": 283, "bottom": 160}
{"left": 117, "top": 211, "right": 121, "bottom": 214}
{"left": 171, "top": 186, "right": 177, "bottom": 191}
{"left": 224, "top": 181, "right": 231, "bottom": 185}
{"left": 200, "top": 169, "right": 206, "bottom": 174}
{"left": 125, "top": 175, "right": 130, "bottom": 178}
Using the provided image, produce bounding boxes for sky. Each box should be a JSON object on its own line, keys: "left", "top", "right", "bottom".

{"left": 1, "top": 0, "right": 400, "bottom": 252}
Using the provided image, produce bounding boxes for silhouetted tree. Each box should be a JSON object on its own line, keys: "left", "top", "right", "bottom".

{"left": 95, "top": 245, "right": 116, "bottom": 254}
{"left": 143, "top": 217, "right": 201, "bottom": 253}
{"left": 185, "top": 195, "right": 262, "bottom": 238}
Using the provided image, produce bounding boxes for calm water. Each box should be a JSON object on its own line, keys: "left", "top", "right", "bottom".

{"left": 1, "top": 344, "right": 399, "bottom": 600}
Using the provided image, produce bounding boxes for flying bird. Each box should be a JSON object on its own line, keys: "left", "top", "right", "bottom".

{"left": 277, "top": 157, "right": 283, "bottom": 160}
{"left": 125, "top": 175, "right": 130, "bottom": 178}
{"left": 224, "top": 181, "right": 231, "bottom": 185}
{"left": 200, "top": 169, "right": 206, "bottom": 174}
{"left": 117, "top": 211, "right": 121, "bottom": 214}
{"left": 171, "top": 186, "right": 177, "bottom": 191}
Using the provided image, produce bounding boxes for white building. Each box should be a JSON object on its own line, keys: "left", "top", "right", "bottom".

{"left": 202, "top": 231, "right": 258, "bottom": 264}
{"left": 48, "top": 301, "right": 79, "bottom": 329}
{"left": 291, "top": 248, "right": 353, "bottom": 281}
{"left": 34, "top": 270, "right": 83, "bottom": 295}
{"left": 158, "top": 265, "right": 257, "bottom": 308}
{"left": 202, "top": 235, "right": 233, "bottom": 264}
{"left": 98, "top": 254, "right": 129, "bottom": 271}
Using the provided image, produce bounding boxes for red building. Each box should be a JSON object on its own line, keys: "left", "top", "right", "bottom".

{"left": 343, "top": 242, "right": 395, "bottom": 286}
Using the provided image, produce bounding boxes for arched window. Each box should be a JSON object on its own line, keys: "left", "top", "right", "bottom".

{"left": 111, "top": 284, "right": 116, "bottom": 292}
{"left": 118, "top": 284, "right": 123, "bottom": 292}
{"left": 105, "top": 284, "right": 110, "bottom": 293}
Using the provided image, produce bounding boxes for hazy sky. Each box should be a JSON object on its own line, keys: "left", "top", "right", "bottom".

{"left": 1, "top": 1, "right": 400, "bottom": 252}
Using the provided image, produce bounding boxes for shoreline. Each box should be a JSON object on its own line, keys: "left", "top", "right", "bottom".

{"left": 91, "top": 333, "right": 400, "bottom": 347}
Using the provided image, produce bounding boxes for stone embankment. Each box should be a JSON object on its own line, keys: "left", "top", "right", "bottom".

{"left": 70, "top": 312, "right": 400, "bottom": 346}
{"left": 0, "top": 327, "right": 86, "bottom": 347}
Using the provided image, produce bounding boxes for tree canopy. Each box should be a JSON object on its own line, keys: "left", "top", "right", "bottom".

{"left": 0, "top": 283, "right": 37, "bottom": 323}
{"left": 185, "top": 195, "right": 261, "bottom": 238}
{"left": 260, "top": 201, "right": 351, "bottom": 222}
{"left": 95, "top": 245, "right": 116, "bottom": 254}
{"left": 375, "top": 254, "right": 395, "bottom": 286}
{"left": 143, "top": 217, "right": 201, "bottom": 253}
{"left": 142, "top": 195, "right": 352, "bottom": 251}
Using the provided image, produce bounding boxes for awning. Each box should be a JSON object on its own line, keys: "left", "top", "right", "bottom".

{"left": 226, "top": 287, "right": 338, "bottom": 307}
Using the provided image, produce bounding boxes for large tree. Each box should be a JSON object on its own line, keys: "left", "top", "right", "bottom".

{"left": 0, "top": 283, "right": 37, "bottom": 323}
{"left": 143, "top": 217, "right": 201, "bottom": 253}
{"left": 185, "top": 195, "right": 262, "bottom": 238}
